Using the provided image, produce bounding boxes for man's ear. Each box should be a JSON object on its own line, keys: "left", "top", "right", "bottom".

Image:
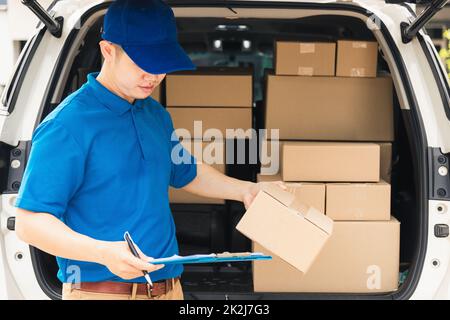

{"left": 99, "top": 40, "right": 115, "bottom": 63}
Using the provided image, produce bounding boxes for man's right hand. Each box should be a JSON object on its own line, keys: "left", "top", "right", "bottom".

{"left": 98, "top": 241, "right": 164, "bottom": 280}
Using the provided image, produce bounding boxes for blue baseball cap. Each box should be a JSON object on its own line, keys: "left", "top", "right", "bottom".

{"left": 102, "top": 0, "right": 196, "bottom": 74}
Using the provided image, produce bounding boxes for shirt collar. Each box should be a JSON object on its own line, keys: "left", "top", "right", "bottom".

{"left": 87, "top": 72, "right": 144, "bottom": 116}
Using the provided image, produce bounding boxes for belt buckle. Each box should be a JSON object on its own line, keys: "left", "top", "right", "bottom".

{"left": 146, "top": 283, "right": 154, "bottom": 298}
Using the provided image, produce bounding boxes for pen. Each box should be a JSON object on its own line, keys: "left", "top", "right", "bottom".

{"left": 124, "top": 231, "right": 153, "bottom": 287}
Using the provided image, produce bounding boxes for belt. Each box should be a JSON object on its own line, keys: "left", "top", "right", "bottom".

{"left": 74, "top": 277, "right": 180, "bottom": 297}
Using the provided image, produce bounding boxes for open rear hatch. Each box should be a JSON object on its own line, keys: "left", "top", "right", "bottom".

{"left": 21, "top": 1, "right": 436, "bottom": 300}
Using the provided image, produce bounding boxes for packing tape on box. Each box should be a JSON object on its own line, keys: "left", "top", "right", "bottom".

{"left": 261, "top": 183, "right": 306, "bottom": 214}
{"left": 299, "top": 43, "right": 315, "bottom": 54}
{"left": 350, "top": 67, "right": 366, "bottom": 77}
{"left": 352, "top": 41, "right": 368, "bottom": 49}
{"left": 298, "top": 66, "right": 314, "bottom": 76}
{"left": 291, "top": 198, "right": 334, "bottom": 234}
{"left": 260, "top": 183, "right": 334, "bottom": 235}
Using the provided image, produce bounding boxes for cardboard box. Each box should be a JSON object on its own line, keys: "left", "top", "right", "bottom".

{"left": 265, "top": 75, "right": 393, "bottom": 141}
{"left": 260, "top": 140, "right": 391, "bottom": 182}
{"left": 236, "top": 184, "right": 333, "bottom": 273}
{"left": 253, "top": 217, "right": 400, "bottom": 293}
{"left": 275, "top": 41, "right": 336, "bottom": 76}
{"left": 257, "top": 173, "right": 325, "bottom": 213}
{"left": 259, "top": 139, "right": 283, "bottom": 176}
{"left": 150, "top": 84, "right": 161, "bottom": 103}
{"left": 167, "top": 107, "right": 252, "bottom": 140}
{"left": 326, "top": 181, "right": 390, "bottom": 220}
{"left": 281, "top": 142, "right": 380, "bottom": 182}
{"left": 169, "top": 140, "right": 226, "bottom": 204}
{"left": 166, "top": 67, "right": 253, "bottom": 107}
{"left": 336, "top": 40, "right": 378, "bottom": 77}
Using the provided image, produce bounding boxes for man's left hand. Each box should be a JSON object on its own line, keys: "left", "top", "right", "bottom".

{"left": 242, "top": 181, "right": 287, "bottom": 210}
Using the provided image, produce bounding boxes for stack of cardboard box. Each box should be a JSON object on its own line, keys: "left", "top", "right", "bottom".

{"left": 252, "top": 40, "right": 400, "bottom": 293}
{"left": 165, "top": 67, "right": 254, "bottom": 204}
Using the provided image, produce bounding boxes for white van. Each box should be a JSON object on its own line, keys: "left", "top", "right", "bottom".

{"left": 0, "top": 0, "right": 449, "bottom": 300}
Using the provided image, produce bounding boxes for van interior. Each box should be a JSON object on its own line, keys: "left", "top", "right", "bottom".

{"left": 29, "top": 6, "right": 422, "bottom": 300}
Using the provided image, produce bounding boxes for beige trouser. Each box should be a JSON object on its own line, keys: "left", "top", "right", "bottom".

{"left": 62, "top": 278, "right": 184, "bottom": 300}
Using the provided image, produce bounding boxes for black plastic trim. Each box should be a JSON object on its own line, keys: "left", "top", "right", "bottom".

{"left": 417, "top": 33, "right": 450, "bottom": 120}
{"left": 7, "top": 217, "right": 15, "bottom": 231}
{"left": 4, "top": 27, "right": 45, "bottom": 114}
{"left": 1, "top": 40, "right": 30, "bottom": 108}
{"left": 34, "top": 0, "right": 429, "bottom": 300}
{"left": 391, "top": 108, "right": 429, "bottom": 300}
{"left": 29, "top": 246, "right": 61, "bottom": 300}
{"left": 398, "top": 2, "right": 419, "bottom": 18}
{"left": 428, "top": 147, "right": 450, "bottom": 200}
{"left": 184, "top": 291, "right": 394, "bottom": 300}
{"left": 3, "top": 141, "right": 32, "bottom": 195}
{"left": 434, "top": 224, "right": 449, "bottom": 237}
{"left": 39, "top": 2, "right": 110, "bottom": 121}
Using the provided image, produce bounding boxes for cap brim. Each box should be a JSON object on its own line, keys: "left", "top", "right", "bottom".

{"left": 122, "top": 41, "right": 196, "bottom": 74}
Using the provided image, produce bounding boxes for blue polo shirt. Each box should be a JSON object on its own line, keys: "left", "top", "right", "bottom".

{"left": 15, "top": 72, "right": 197, "bottom": 283}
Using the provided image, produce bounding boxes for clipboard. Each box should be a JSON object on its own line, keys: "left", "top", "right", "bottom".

{"left": 147, "top": 252, "right": 272, "bottom": 265}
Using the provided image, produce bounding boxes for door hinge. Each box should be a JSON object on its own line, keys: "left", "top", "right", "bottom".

{"left": 400, "top": 0, "right": 448, "bottom": 43}
{"left": 21, "top": 0, "right": 64, "bottom": 38}
{"left": 428, "top": 148, "right": 450, "bottom": 200}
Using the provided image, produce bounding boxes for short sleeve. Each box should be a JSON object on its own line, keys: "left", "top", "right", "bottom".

{"left": 162, "top": 110, "right": 197, "bottom": 189}
{"left": 15, "top": 119, "right": 86, "bottom": 219}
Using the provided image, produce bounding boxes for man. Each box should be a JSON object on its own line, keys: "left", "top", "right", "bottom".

{"left": 14, "top": 0, "right": 282, "bottom": 300}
